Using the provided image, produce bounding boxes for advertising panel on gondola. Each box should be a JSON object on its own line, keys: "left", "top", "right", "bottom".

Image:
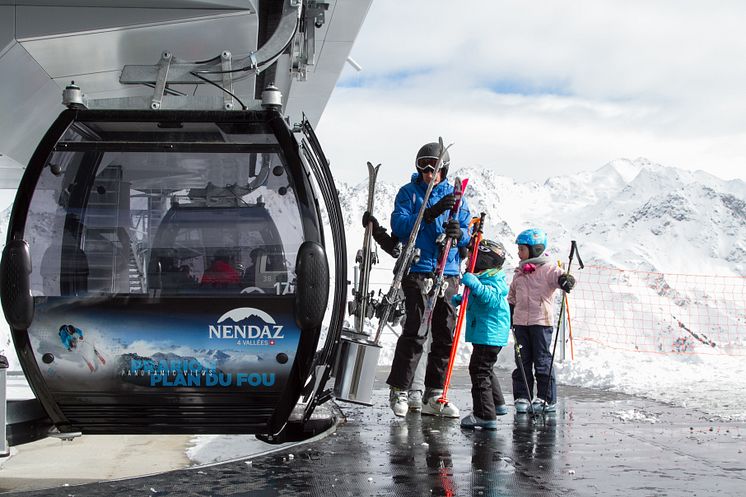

{"left": 32, "top": 298, "right": 298, "bottom": 393}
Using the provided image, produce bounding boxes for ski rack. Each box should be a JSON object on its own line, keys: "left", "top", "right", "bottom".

{"left": 352, "top": 162, "right": 381, "bottom": 334}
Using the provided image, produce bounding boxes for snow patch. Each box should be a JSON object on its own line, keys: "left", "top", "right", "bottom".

{"left": 610, "top": 408, "right": 660, "bottom": 424}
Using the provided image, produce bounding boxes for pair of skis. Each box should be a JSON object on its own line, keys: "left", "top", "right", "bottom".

{"left": 350, "top": 161, "right": 381, "bottom": 334}
{"left": 373, "top": 138, "right": 453, "bottom": 345}
{"left": 414, "top": 176, "right": 469, "bottom": 340}
{"left": 82, "top": 345, "right": 106, "bottom": 372}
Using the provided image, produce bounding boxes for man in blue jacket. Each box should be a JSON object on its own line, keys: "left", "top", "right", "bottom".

{"left": 386, "top": 141, "right": 471, "bottom": 417}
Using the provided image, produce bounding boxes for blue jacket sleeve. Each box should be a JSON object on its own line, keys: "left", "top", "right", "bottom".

{"left": 391, "top": 186, "right": 418, "bottom": 241}
{"left": 469, "top": 276, "right": 508, "bottom": 309}
{"left": 461, "top": 272, "right": 480, "bottom": 290}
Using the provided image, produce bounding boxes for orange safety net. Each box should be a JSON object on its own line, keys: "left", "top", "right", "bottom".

{"left": 565, "top": 265, "right": 746, "bottom": 355}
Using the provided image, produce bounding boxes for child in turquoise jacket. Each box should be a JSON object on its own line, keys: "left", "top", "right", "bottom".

{"left": 452, "top": 239, "right": 511, "bottom": 429}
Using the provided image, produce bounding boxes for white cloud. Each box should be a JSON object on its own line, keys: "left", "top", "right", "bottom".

{"left": 316, "top": 0, "right": 746, "bottom": 185}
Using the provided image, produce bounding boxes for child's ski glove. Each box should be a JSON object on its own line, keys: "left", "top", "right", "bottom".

{"left": 558, "top": 273, "right": 576, "bottom": 293}
{"left": 424, "top": 194, "right": 456, "bottom": 223}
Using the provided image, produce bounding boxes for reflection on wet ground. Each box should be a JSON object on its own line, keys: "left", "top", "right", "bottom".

{"left": 5, "top": 368, "right": 745, "bottom": 496}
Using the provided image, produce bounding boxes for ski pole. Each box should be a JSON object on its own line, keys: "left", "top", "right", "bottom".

{"left": 545, "top": 240, "right": 583, "bottom": 414}
{"left": 564, "top": 293, "right": 575, "bottom": 361}
{"left": 438, "top": 212, "right": 485, "bottom": 405}
{"left": 512, "top": 325, "right": 536, "bottom": 417}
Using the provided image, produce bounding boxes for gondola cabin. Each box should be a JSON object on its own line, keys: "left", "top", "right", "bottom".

{"left": 1, "top": 107, "right": 345, "bottom": 439}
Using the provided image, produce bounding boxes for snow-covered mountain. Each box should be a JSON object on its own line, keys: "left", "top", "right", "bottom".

{"left": 340, "top": 157, "right": 746, "bottom": 280}
{"left": 338, "top": 158, "right": 746, "bottom": 367}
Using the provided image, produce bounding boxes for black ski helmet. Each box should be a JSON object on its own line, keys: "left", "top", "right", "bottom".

{"left": 415, "top": 142, "right": 449, "bottom": 179}
{"left": 474, "top": 239, "right": 506, "bottom": 272}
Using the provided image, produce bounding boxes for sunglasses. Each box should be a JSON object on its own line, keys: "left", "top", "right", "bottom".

{"left": 416, "top": 157, "right": 439, "bottom": 173}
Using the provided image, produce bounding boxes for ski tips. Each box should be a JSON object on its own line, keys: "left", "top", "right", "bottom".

{"left": 437, "top": 136, "right": 454, "bottom": 153}
{"left": 452, "top": 176, "right": 469, "bottom": 194}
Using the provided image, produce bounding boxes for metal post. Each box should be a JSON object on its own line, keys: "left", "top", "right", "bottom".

{"left": 0, "top": 354, "right": 9, "bottom": 457}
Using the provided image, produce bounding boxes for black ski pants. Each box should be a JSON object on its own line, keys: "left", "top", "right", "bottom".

{"left": 511, "top": 325, "right": 557, "bottom": 403}
{"left": 469, "top": 344, "right": 505, "bottom": 420}
{"left": 386, "top": 272, "right": 458, "bottom": 391}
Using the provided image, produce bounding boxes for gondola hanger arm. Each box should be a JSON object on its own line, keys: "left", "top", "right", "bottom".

{"left": 118, "top": 0, "right": 303, "bottom": 106}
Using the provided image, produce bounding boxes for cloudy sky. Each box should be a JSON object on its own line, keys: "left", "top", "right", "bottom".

{"left": 315, "top": 0, "right": 746, "bottom": 186}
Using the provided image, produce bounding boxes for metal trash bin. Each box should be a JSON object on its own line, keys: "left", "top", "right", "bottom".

{"left": 333, "top": 330, "right": 381, "bottom": 406}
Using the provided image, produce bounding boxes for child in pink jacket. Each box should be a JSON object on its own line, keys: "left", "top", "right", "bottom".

{"left": 508, "top": 228, "right": 575, "bottom": 413}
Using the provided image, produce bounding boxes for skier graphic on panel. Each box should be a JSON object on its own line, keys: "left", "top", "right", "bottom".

{"left": 58, "top": 324, "right": 106, "bottom": 372}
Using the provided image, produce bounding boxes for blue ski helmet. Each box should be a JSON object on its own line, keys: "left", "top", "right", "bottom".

{"left": 515, "top": 228, "right": 547, "bottom": 258}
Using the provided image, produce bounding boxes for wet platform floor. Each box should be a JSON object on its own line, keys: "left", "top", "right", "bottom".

{"left": 4, "top": 368, "right": 746, "bottom": 496}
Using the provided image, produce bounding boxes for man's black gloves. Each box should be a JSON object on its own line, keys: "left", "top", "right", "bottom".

{"left": 363, "top": 211, "right": 401, "bottom": 258}
{"left": 374, "top": 229, "right": 401, "bottom": 258}
{"left": 424, "top": 194, "right": 456, "bottom": 223}
{"left": 558, "top": 273, "right": 576, "bottom": 293}
{"left": 444, "top": 219, "right": 462, "bottom": 241}
{"left": 362, "top": 211, "right": 379, "bottom": 230}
